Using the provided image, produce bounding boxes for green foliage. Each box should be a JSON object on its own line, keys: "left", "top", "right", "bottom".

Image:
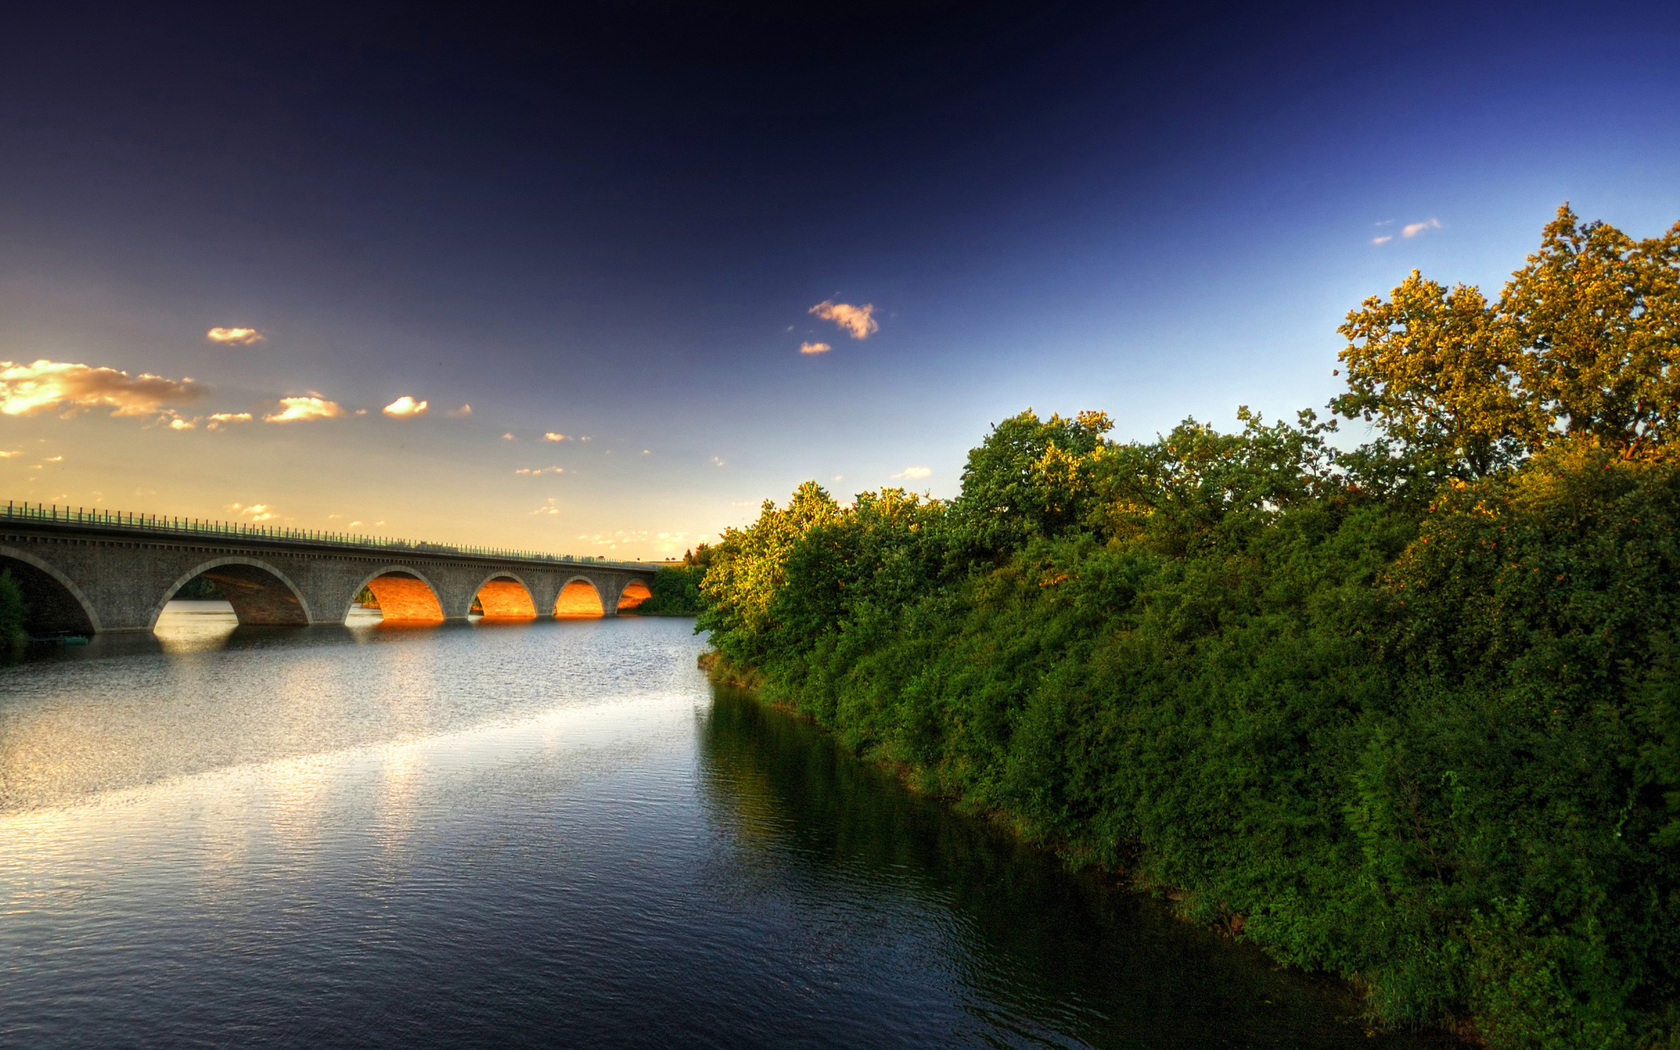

{"left": 694, "top": 208, "right": 1680, "bottom": 1048}
{"left": 637, "top": 546, "right": 714, "bottom": 615}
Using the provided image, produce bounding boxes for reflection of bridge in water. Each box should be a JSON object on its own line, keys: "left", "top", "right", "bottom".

{"left": 0, "top": 503, "right": 662, "bottom": 635}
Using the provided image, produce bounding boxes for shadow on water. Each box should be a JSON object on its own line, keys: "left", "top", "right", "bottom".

{"left": 695, "top": 686, "right": 1463, "bottom": 1050}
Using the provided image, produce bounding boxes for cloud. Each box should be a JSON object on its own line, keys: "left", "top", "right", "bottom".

{"left": 206, "top": 327, "right": 263, "bottom": 346}
{"left": 383, "top": 395, "right": 428, "bottom": 417}
{"left": 1402, "top": 218, "right": 1442, "bottom": 238}
{"left": 502, "top": 432, "right": 516, "bottom": 441}
{"left": 168, "top": 417, "right": 196, "bottom": 430}
{"left": 0, "top": 359, "right": 204, "bottom": 418}
{"left": 264, "top": 394, "right": 345, "bottom": 423}
{"left": 799, "top": 341, "right": 832, "bottom": 355}
{"left": 1371, "top": 235, "right": 1393, "bottom": 245}
{"left": 515, "top": 466, "right": 564, "bottom": 476}
{"left": 227, "top": 502, "right": 279, "bottom": 523}
{"left": 0, "top": 451, "right": 19, "bottom": 458}
{"left": 544, "top": 432, "right": 568, "bottom": 442}
{"left": 532, "top": 497, "right": 561, "bottom": 516}
{"left": 892, "top": 466, "right": 932, "bottom": 479}
{"left": 711, "top": 456, "right": 726, "bottom": 467}
{"left": 809, "top": 300, "right": 879, "bottom": 340}
{"left": 448, "top": 404, "right": 472, "bottom": 417}
{"left": 205, "top": 411, "right": 252, "bottom": 431}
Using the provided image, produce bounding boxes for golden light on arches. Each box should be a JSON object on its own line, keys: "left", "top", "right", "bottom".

{"left": 617, "top": 580, "right": 652, "bottom": 612}
{"left": 362, "top": 573, "right": 445, "bottom": 622}
{"left": 475, "top": 577, "right": 537, "bottom": 619}
{"left": 554, "top": 579, "right": 604, "bottom": 618}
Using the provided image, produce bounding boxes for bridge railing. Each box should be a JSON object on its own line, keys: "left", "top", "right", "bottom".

{"left": 0, "top": 500, "right": 653, "bottom": 568}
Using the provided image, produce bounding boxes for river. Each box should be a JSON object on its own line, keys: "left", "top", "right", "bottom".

{"left": 0, "top": 605, "right": 1458, "bottom": 1048}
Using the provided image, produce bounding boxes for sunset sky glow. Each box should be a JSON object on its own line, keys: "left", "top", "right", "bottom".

{"left": 2, "top": 1, "right": 1678, "bottom": 557}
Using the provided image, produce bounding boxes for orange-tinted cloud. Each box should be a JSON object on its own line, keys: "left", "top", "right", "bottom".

{"left": 799, "top": 341, "right": 831, "bottom": 355}
{"left": 544, "top": 432, "right": 568, "bottom": 442}
{"left": 264, "top": 394, "right": 345, "bottom": 423}
{"left": 809, "top": 300, "right": 879, "bottom": 340}
{"left": 0, "top": 359, "right": 204, "bottom": 418}
{"left": 383, "top": 395, "right": 428, "bottom": 417}
{"left": 207, "top": 327, "right": 264, "bottom": 346}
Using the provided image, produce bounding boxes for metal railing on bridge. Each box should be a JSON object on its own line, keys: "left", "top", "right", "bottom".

{"left": 0, "top": 500, "right": 659, "bottom": 568}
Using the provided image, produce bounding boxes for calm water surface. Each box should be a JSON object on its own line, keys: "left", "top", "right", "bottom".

{"left": 0, "top": 607, "right": 1458, "bottom": 1048}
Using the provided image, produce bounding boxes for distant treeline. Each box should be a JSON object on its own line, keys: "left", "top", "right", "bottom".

{"left": 637, "top": 546, "right": 711, "bottom": 615}
{"left": 690, "top": 207, "right": 1680, "bottom": 1049}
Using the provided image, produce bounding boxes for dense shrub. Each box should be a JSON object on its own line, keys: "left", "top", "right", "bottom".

{"left": 695, "top": 207, "right": 1680, "bottom": 1047}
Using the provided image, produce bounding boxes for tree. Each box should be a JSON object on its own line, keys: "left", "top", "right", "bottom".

{"left": 1334, "top": 205, "right": 1680, "bottom": 475}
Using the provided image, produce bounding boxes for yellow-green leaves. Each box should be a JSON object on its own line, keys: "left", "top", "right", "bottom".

{"left": 1335, "top": 205, "right": 1680, "bottom": 474}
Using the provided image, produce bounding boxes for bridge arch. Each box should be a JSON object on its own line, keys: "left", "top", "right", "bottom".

{"left": 617, "top": 579, "right": 652, "bottom": 612}
{"left": 0, "top": 544, "right": 101, "bottom": 635}
{"left": 554, "top": 576, "right": 605, "bottom": 618}
{"left": 471, "top": 572, "right": 537, "bottom": 619}
{"left": 351, "top": 566, "right": 446, "bottom": 623}
{"left": 155, "top": 557, "right": 312, "bottom": 630}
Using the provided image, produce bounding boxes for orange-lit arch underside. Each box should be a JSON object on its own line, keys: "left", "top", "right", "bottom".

{"left": 555, "top": 579, "right": 604, "bottom": 618}
{"left": 365, "top": 575, "right": 445, "bottom": 622}
{"left": 477, "top": 578, "right": 537, "bottom": 619}
{"left": 618, "top": 580, "right": 652, "bottom": 611}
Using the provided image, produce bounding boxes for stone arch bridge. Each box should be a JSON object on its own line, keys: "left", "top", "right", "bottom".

{"left": 0, "top": 505, "right": 663, "bottom": 635}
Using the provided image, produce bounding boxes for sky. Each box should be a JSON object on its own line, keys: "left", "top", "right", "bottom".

{"left": 2, "top": 0, "right": 1678, "bottom": 559}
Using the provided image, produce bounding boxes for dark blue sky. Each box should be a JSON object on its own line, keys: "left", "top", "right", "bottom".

{"left": 2, "top": 1, "right": 1677, "bottom": 555}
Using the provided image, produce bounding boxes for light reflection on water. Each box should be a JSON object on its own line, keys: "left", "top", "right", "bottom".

{"left": 0, "top": 613, "right": 1460, "bottom": 1048}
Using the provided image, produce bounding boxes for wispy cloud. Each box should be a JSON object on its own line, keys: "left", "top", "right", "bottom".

{"left": 206, "top": 327, "right": 263, "bottom": 346}
{"left": 532, "top": 498, "right": 561, "bottom": 516}
{"left": 264, "top": 394, "right": 345, "bottom": 423}
{"left": 447, "top": 404, "right": 472, "bottom": 417}
{"left": 892, "top": 466, "right": 931, "bottom": 480}
{"left": 383, "top": 395, "right": 428, "bottom": 417}
{"left": 1402, "top": 218, "right": 1442, "bottom": 238}
{"left": 0, "top": 359, "right": 204, "bottom": 418}
{"left": 544, "top": 432, "right": 568, "bottom": 442}
{"left": 809, "top": 300, "right": 879, "bottom": 340}
{"left": 168, "top": 417, "right": 197, "bottom": 430}
{"left": 227, "top": 502, "right": 279, "bottom": 522}
{"left": 1371, "top": 235, "right": 1393, "bottom": 245}
{"left": 799, "top": 341, "right": 832, "bottom": 355}
{"left": 711, "top": 456, "right": 726, "bottom": 467}
{"left": 515, "top": 466, "right": 565, "bottom": 476}
{"left": 502, "top": 432, "right": 516, "bottom": 441}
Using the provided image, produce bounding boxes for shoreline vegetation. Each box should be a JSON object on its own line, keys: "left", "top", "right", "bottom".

{"left": 680, "top": 207, "right": 1680, "bottom": 1049}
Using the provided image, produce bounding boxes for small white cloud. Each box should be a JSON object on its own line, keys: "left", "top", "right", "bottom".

{"left": 809, "top": 300, "right": 879, "bottom": 340}
{"left": 579, "top": 435, "right": 591, "bottom": 443}
{"left": 832, "top": 474, "right": 843, "bottom": 481}
{"left": 265, "top": 395, "right": 345, "bottom": 423}
{"left": 640, "top": 448, "right": 651, "bottom": 455}
{"left": 447, "top": 404, "right": 472, "bottom": 417}
{"left": 712, "top": 456, "right": 726, "bottom": 467}
{"left": 0, "top": 359, "right": 204, "bottom": 418}
{"left": 228, "top": 502, "right": 279, "bottom": 522}
{"left": 532, "top": 497, "right": 561, "bottom": 516}
{"left": 383, "top": 396, "right": 428, "bottom": 417}
{"left": 209, "top": 412, "right": 252, "bottom": 422}
{"left": 544, "top": 432, "right": 568, "bottom": 442}
{"left": 206, "top": 327, "right": 263, "bottom": 346}
{"left": 515, "top": 466, "right": 565, "bottom": 476}
{"left": 1372, "top": 235, "right": 1393, "bottom": 245}
{"left": 893, "top": 466, "right": 931, "bottom": 480}
{"left": 502, "top": 432, "right": 516, "bottom": 441}
{"left": 1402, "top": 218, "right": 1443, "bottom": 238}
{"left": 799, "top": 341, "right": 832, "bottom": 355}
